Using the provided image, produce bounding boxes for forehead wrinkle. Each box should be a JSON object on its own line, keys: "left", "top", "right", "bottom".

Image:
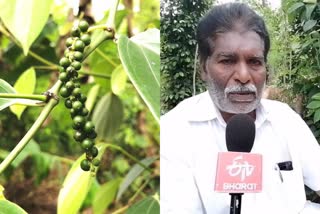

{"left": 212, "top": 31, "right": 264, "bottom": 49}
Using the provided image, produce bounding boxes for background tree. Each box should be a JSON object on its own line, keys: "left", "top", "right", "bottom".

{"left": 160, "top": 0, "right": 213, "bottom": 113}
{"left": 277, "top": 0, "right": 320, "bottom": 203}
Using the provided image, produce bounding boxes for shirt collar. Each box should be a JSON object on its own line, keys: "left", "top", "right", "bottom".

{"left": 187, "top": 91, "right": 269, "bottom": 128}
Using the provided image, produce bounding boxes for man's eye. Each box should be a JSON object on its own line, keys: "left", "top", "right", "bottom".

{"left": 220, "top": 59, "right": 234, "bottom": 64}
{"left": 249, "top": 59, "right": 262, "bottom": 66}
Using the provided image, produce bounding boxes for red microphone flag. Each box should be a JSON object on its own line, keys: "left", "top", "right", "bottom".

{"left": 214, "top": 152, "right": 262, "bottom": 193}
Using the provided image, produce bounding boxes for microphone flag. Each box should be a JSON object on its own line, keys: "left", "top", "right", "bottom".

{"left": 214, "top": 152, "right": 262, "bottom": 193}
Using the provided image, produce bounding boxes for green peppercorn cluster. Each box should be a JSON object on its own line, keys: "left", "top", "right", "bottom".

{"left": 58, "top": 20, "right": 100, "bottom": 171}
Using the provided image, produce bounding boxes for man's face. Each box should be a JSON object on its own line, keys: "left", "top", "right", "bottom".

{"left": 201, "top": 30, "right": 267, "bottom": 114}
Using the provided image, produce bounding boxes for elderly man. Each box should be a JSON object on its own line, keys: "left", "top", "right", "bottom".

{"left": 161, "top": 3, "right": 320, "bottom": 213}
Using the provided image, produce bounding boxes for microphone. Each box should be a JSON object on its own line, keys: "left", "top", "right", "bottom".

{"left": 214, "top": 114, "right": 262, "bottom": 214}
{"left": 226, "top": 113, "right": 255, "bottom": 153}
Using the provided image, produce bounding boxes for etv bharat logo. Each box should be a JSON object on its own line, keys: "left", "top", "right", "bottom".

{"left": 226, "top": 155, "right": 255, "bottom": 181}
{"left": 215, "top": 152, "right": 262, "bottom": 193}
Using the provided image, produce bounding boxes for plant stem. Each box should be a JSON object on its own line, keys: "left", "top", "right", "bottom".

{"left": 128, "top": 177, "right": 152, "bottom": 203}
{"left": 0, "top": 81, "right": 62, "bottom": 175}
{"left": 82, "top": 0, "right": 119, "bottom": 60}
{"left": 0, "top": 93, "right": 47, "bottom": 102}
{"left": 107, "top": 0, "right": 120, "bottom": 29}
{"left": 82, "top": 30, "right": 115, "bottom": 60}
{"left": 0, "top": 99, "right": 56, "bottom": 174}
{"left": 0, "top": 24, "right": 57, "bottom": 67}
{"left": 112, "top": 205, "right": 129, "bottom": 214}
{"left": 79, "top": 70, "right": 132, "bottom": 84}
{"left": 28, "top": 50, "right": 57, "bottom": 67}
{"left": 107, "top": 144, "right": 152, "bottom": 172}
{"left": 112, "top": 177, "right": 154, "bottom": 214}
{"left": 88, "top": 24, "right": 110, "bottom": 33}
{"left": 33, "top": 65, "right": 58, "bottom": 70}
{"left": 78, "top": 71, "right": 111, "bottom": 79}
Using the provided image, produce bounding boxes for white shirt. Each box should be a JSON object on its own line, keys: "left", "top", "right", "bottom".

{"left": 161, "top": 91, "right": 320, "bottom": 214}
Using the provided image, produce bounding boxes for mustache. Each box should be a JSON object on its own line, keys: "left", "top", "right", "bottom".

{"left": 225, "top": 84, "right": 257, "bottom": 94}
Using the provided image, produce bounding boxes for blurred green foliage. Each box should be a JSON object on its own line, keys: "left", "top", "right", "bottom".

{"left": 160, "top": 0, "right": 213, "bottom": 113}
{"left": 0, "top": 0, "right": 160, "bottom": 213}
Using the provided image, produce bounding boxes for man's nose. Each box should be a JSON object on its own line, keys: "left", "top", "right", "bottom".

{"left": 234, "top": 62, "right": 251, "bottom": 84}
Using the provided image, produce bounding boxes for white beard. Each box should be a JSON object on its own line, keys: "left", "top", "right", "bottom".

{"left": 206, "top": 76, "right": 264, "bottom": 114}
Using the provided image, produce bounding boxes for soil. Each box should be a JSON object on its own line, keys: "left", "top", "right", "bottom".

{"left": 4, "top": 171, "right": 60, "bottom": 214}
{"left": 3, "top": 163, "right": 97, "bottom": 214}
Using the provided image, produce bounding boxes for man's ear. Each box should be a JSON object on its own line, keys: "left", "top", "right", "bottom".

{"left": 265, "top": 64, "right": 270, "bottom": 84}
{"left": 200, "top": 59, "right": 208, "bottom": 81}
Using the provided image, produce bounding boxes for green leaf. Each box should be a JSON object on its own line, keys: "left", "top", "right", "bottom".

{"left": 90, "top": 59, "right": 112, "bottom": 89}
{"left": 288, "top": 2, "right": 304, "bottom": 14}
{"left": 85, "top": 84, "right": 100, "bottom": 112}
{"left": 0, "top": 0, "right": 54, "bottom": 55}
{"left": 58, "top": 158, "right": 92, "bottom": 214}
{"left": 111, "top": 65, "right": 127, "bottom": 95}
{"left": 50, "top": 0, "right": 71, "bottom": 36}
{"left": 92, "top": 93, "right": 124, "bottom": 141}
{"left": 0, "top": 79, "right": 42, "bottom": 112}
{"left": 9, "top": 67, "right": 36, "bottom": 119}
{"left": 82, "top": 179, "right": 100, "bottom": 208}
{"left": 118, "top": 28, "right": 160, "bottom": 123}
{"left": 0, "top": 185, "right": 5, "bottom": 200}
{"left": 0, "top": 200, "right": 27, "bottom": 214}
{"left": 303, "top": 20, "right": 317, "bottom": 32}
{"left": 58, "top": 144, "right": 108, "bottom": 214}
{"left": 305, "top": 4, "right": 316, "bottom": 20}
{"left": 307, "top": 100, "right": 320, "bottom": 109}
{"left": 303, "top": 0, "right": 317, "bottom": 3}
{"left": 130, "top": 29, "right": 160, "bottom": 55}
{"left": 126, "top": 194, "right": 160, "bottom": 214}
{"left": 314, "top": 109, "right": 320, "bottom": 123}
{"left": 116, "top": 157, "right": 157, "bottom": 200}
{"left": 0, "top": 185, "right": 27, "bottom": 213}
{"left": 92, "top": 178, "right": 122, "bottom": 214}
{"left": 89, "top": 34, "right": 119, "bottom": 89}
{"left": 311, "top": 93, "right": 320, "bottom": 100}
{"left": 0, "top": 79, "right": 16, "bottom": 111}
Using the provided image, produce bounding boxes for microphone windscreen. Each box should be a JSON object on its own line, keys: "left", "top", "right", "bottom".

{"left": 226, "top": 114, "right": 255, "bottom": 152}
